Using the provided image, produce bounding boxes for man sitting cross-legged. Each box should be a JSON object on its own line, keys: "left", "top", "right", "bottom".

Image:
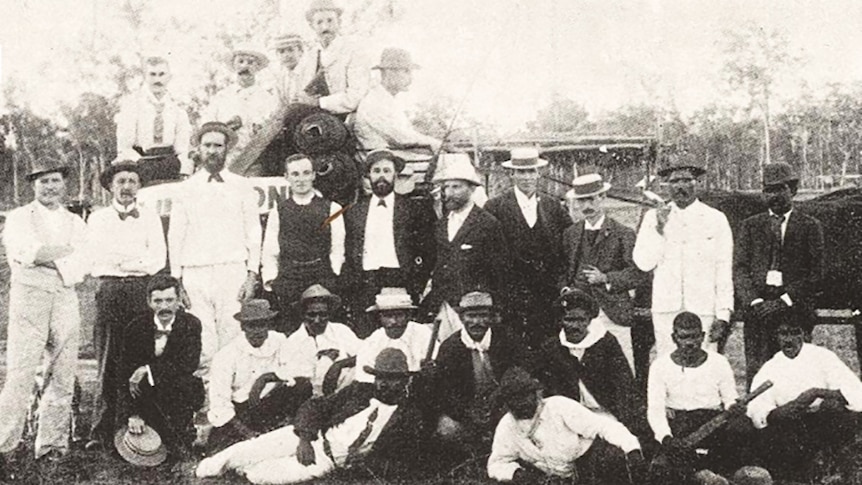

{"left": 487, "top": 367, "right": 646, "bottom": 484}
{"left": 195, "top": 348, "right": 433, "bottom": 484}
{"left": 206, "top": 299, "right": 313, "bottom": 454}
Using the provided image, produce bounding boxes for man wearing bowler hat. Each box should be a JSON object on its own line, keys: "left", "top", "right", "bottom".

{"left": 734, "top": 162, "right": 824, "bottom": 384}
{"left": 633, "top": 157, "right": 734, "bottom": 357}
{"left": 485, "top": 147, "right": 571, "bottom": 349}
{"left": 354, "top": 48, "right": 443, "bottom": 154}
{"left": 0, "top": 158, "right": 87, "bottom": 470}
{"left": 84, "top": 159, "right": 166, "bottom": 450}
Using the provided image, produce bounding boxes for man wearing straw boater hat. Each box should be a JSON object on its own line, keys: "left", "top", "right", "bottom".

{"left": 271, "top": 32, "right": 305, "bottom": 106}
{"left": 485, "top": 147, "right": 571, "bottom": 349}
{"left": 354, "top": 48, "right": 443, "bottom": 154}
{"left": 559, "top": 173, "right": 647, "bottom": 375}
{"left": 197, "top": 347, "right": 434, "bottom": 483}
{"left": 0, "top": 158, "right": 87, "bottom": 472}
{"left": 84, "top": 159, "right": 166, "bottom": 451}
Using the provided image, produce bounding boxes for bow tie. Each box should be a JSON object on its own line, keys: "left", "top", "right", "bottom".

{"left": 208, "top": 173, "right": 224, "bottom": 183}
{"left": 377, "top": 198, "right": 387, "bottom": 207}
{"left": 154, "top": 327, "right": 171, "bottom": 338}
{"left": 118, "top": 208, "right": 140, "bottom": 221}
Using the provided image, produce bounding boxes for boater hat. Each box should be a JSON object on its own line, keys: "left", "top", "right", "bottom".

{"left": 456, "top": 291, "right": 495, "bottom": 312}
{"left": 271, "top": 33, "right": 304, "bottom": 49}
{"left": 300, "top": 284, "right": 342, "bottom": 310}
{"left": 567, "top": 173, "right": 611, "bottom": 199}
{"left": 114, "top": 424, "right": 168, "bottom": 467}
{"left": 366, "top": 287, "right": 417, "bottom": 313}
{"left": 501, "top": 147, "right": 548, "bottom": 170}
{"left": 231, "top": 43, "right": 270, "bottom": 71}
{"left": 99, "top": 160, "right": 145, "bottom": 190}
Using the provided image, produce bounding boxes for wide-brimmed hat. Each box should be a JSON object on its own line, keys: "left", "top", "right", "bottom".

{"left": 26, "top": 157, "right": 70, "bottom": 181}
{"left": 762, "top": 162, "right": 798, "bottom": 187}
{"left": 431, "top": 153, "right": 482, "bottom": 186}
{"left": 233, "top": 299, "right": 278, "bottom": 323}
{"left": 231, "top": 43, "right": 270, "bottom": 71}
{"left": 501, "top": 147, "right": 548, "bottom": 170}
{"left": 365, "top": 149, "right": 406, "bottom": 174}
{"left": 363, "top": 348, "right": 415, "bottom": 378}
{"left": 271, "top": 33, "right": 304, "bottom": 49}
{"left": 300, "top": 284, "right": 342, "bottom": 310}
{"left": 498, "top": 367, "right": 542, "bottom": 402}
{"left": 99, "top": 160, "right": 145, "bottom": 190}
{"left": 557, "top": 287, "right": 599, "bottom": 318}
{"left": 114, "top": 424, "right": 168, "bottom": 467}
{"left": 305, "top": 0, "right": 343, "bottom": 22}
{"left": 372, "top": 48, "right": 420, "bottom": 71}
{"left": 456, "top": 291, "right": 495, "bottom": 312}
{"left": 366, "top": 287, "right": 417, "bottom": 313}
{"left": 194, "top": 121, "right": 239, "bottom": 149}
{"left": 657, "top": 156, "right": 706, "bottom": 177}
{"left": 566, "top": 173, "right": 611, "bottom": 199}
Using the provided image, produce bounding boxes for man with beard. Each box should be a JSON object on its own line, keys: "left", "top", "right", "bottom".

{"left": 421, "top": 153, "right": 509, "bottom": 320}
{"left": 293, "top": 0, "right": 370, "bottom": 116}
{"left": 747, "top": 315, "right": 862, "bottom": 481}
{"left": 272, "top": 33, "right": 305, "bottom": 107}
{"left": 485, "top": 148, "right": 571, "bottom": 349}
{"left": 261, "top": 154, "right": 345, "bottom": 334}
{"left": 196, "top": 348, "right": 433, "bottom": 483}
{"left": 205, "top": 44, "right": 277, "bottom": 164}
{"left": 115, "top": 53, "right": 193, "bottom": 177}
{"left": 342, "top": 149, "right": 436, "bottom": 337}
{"left": 117, "top": 275, "right": 204, "bottom": 460}
{"left": 0, "top": 159, "right": 87, "bottom": 472}
{"left": 633, "top": 159, "right": 733, "bottom": 357}
{"left": 734, "top": 163, "right": 824, "bottom": 385}
{"left": 84, "top": 160, "right": 166, "bottom": 451}
{"left": 168, "top": 121, "right": 261, "bottom": 382}
{"left": 487, "top": 367, "right": 646, "bottom": 484}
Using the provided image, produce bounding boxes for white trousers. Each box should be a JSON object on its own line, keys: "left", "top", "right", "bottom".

{"left": 197, "top": 425, "right": 334, "bottom": 484}
{"left": 0, "top": 284, "right": 80, "bottom": 457}
{"left": 652, "top": 311, "right": 717, "bottom": 358}
{"left": 183, "top": 263, "right": 246, "bottom": 379}
{"left": 595, "top": 309, "right": 635, "bottom": 374}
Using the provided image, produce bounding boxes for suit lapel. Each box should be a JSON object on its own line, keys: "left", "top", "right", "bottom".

{"left": 451, "top": 206, "right": 480, "bottom": 244}
{"left": 392, "top": 195, "right": 405, "bottom": 258}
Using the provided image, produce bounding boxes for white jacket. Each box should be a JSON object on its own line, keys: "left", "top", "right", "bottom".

{"left": 294, "top": 35, "right": 371, "bottom": 114}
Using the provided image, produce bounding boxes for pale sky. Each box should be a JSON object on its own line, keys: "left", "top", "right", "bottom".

{"left": 2, "top": 0, "right": 861, "bottom": 133}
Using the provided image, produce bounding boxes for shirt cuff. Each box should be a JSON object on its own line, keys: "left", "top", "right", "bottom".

{"left": 780, "top": 293, "right": 793, "bottom": 306}
{"left": 145, "top": 365, "right": 155, "bottom": 387}
{"left": 750, "top": 298, "right": 764, "bottom": 306}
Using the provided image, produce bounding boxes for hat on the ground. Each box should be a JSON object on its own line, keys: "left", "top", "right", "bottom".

{"left": 501, "top": 147, "right": 548, "bottom": 170}
{"left": 498, "top": 367, "right": 542, "bottom": 402}
{"left": 456, "top": 291, "right": 495, "bottom": 312}
{"left": 557, "top": 287, "right": 599, "bottom": 318}
{"left": 114, "top": 424, "right": 168, "bottom": 467}
{"left": 305, "top": 0, "right": 343, "bottom": 22}
{"left": 233, "top": 299, "right": 278, "bottom": 323}
{"left": 363, "top": 347, "right": 415, "bottom": 378}
{"left": 194, "top": 121, "right": 239, "bottom": 149}
{"left": 762, "top": 162, "right": 798, "bottom": 187}
{"left": 300, "top": 284, "right": 342, "bottom": 310}
{"left": 366, "top": 287, "right": 417, "bottom": 313}
{"left": 231, "top": 43, "right": 270, "bottom": 71}
{"left": 566, "top": 173, "right": 611, "bottom": 199}
{"left": 272, "top": 33, "right": 304, "bottom": 49}
{"left": 731, "top": 466, "right": 773, "bottom": 485}
{"left": 26, "top": 157, "right": 70, "bottom": 181}
{"left": 365, "top": 148, "right": 406, "bottom": 174}
{"left": 372, "top": 48, "right": 420, "bottom": 71}
{"left": 99, "top": 160, "right": 145, "bottom": 190}
{"left": 431, "top": 153, "right": 482, "bottom": 186}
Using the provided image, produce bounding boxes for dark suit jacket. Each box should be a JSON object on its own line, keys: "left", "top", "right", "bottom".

{"left": 118, "top": 310, "right": 203, "bottom": 421}
{"left": 422, "top": 205, "right": 510, "bottom": 315}
{"left": 560, "top": 217, "right": 648, "bottom": 326}
{"left": 733, "top": 210, "right": 825, "bottom": 309}
{"left": 529, "top": 333, "right": 648, "bottom": 436}
{"left": 343, "top": 194, "right": 436, "bottom": 295}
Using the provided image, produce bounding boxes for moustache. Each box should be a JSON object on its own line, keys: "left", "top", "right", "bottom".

{"left": 157, "top": 309, "right": 174, "bottom": 317}
{"left": 239, "top": 69, "right": 251, "bottom": 75}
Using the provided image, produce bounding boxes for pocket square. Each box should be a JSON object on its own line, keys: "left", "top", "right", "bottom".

{"left": 460, "top": 244, "right": 473, "bottom": 250}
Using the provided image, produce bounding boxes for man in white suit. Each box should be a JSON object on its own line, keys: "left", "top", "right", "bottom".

{"left": 633, "top": 161, "right": 733, "bottom": 357}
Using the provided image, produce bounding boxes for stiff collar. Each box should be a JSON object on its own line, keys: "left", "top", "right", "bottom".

{"left": 513, "top": 186, "right": 537, "bottom": 206}
{"left": 584, "top": 215, "right": 605, "bottom": 231}
{"left": 153, "top": 314, "right": 176, "bottom": 333}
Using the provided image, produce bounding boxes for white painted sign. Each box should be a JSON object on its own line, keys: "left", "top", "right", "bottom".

{"left": 137, "top": 176, "right": 289, "bottom": 217}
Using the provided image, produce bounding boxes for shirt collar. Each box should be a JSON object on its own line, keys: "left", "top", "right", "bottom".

{"left": 584, "top": 215, "right": 605, "bottom": 231}
{"left": 112, "top": 199, "right": 138, "bottom": 214}
{"left": 292, "top": 191, "right": 318, "bottom": 205}
{"left": 558, "top": 320, "right": 607, "bottom": 351}
{"left": 449, "top": 201, "right": 475, "bottom": 220}
{"left": 460, "top": 328, "right": 492, "bottom": 352}
{"left": 142, "top": 87, "right": 171, "bottom": 106}
{"left": 375, "top": 192, "right": 395, "bottom": 206}
{"left": 153, "top": 315, "right": 175, "bottom": 332}
{"left": 768, "top": 208, "right": 792, "bottom": 220}
{"left": 513, "top": 186, "right": 537, "bottom": 206}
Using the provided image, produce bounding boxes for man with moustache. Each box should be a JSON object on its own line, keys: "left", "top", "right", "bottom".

{"left": 272, "top": 33, "right": 305, "bottom": 107}
{"left": 485, "top": 148, "right": 571, "bottom": 349}
{"left": 261, "top": 154, "right": 345, "bottom": 334}
{"left": 342, "top": 149, "right": 436, "bottom": 337}
{"left": 168, "top": 122, "right": 261, "bottom": 382}
{"left": 84, "top": 160, "right": 166, "bottom": 451}
{"left": 117, "top": 275, "right": 204, "bottom": 459}
{"left": 0, "top": 158, "right": 87, "bottom": 471}
{"left": 633, "top": 159, "right": 734, "bottom": 357}
{"left": 115, "top": 53, "right": 193, "bottom": 177}
{"left": 293, "top": 0, "right": 371, "bottom": 116}
{"left": 734, "top": 163, "right": 824, "bottom": 385}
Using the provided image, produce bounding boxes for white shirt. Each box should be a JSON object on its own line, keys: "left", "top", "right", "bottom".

{"left": 447, "top": 202, "right": 475, "bottom": 242}
{"left": 323, "top": 398, "right": 397, "bottom": 466}
{"left": 353, "top": 84, "right": 440, "bottom": 150}
{"left": 153, "top": 315, "right": 174, "bottom": 358}
{"left": 168, "top": 169, "right": 262, "bottom": 278}
{"left": 354, "top": 322, "right": 432, "bottom": 383}
{"left": 768, "top": 209, "right": 792, "bottom": 243}
{"left": 275, "top": 66, "right": 299, "bottom": 107}
{"left": 362, "top": 193, "right": 399, "bottom": 270}
{"left": 207, "top": 331, "right": 291, "bottom": 427}
{"left": 584, "top": 215, "right": 605, "bottom": 231}
{"left": 294, "top": 35, "right": 371, "bottom": 114}
{"left": 86, "top": 201, "right": 166, "bottom": 277}
{"left": 487, "top": 396, "right": 640, "bottom": 481}
{"left": 115, "top": 87, "right": 193, "bottom": 174}
{"left": 205, "top": 82, "right": 277, "bottom": 155}
{"left": 747, "top": 343, "right": 862, "bottom": 429}
{"left": 513, "top": 187, "right": 538, "bottom": 228}
{"left": 260, "top": 193, "right": 346, "bottom": 289}
{"left": 647, "top": 351, "right": 738, "bottom": 442}
{"left": 279, "top": 322, "right": 362, "bottom": 395}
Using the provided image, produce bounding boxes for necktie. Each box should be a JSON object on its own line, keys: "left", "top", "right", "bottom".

{"left": 377, "top": 198, "right": 386, "bottom": 207}
{"left": 118, "top": 208, "right": 140, "bottom": 221}
{"left": 345, "top": 407, "right": 379, "bottom": 464}
{"left": 769, "top": 213, "right": 785, "bottom": 270}
{"left": 208, "top": 172, "right": 224, "bottom": 183}
{"left": 153, "top": 103, "right": 165, "bottom": 145}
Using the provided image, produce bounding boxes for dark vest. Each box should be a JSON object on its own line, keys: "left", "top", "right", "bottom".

{"left": 277, "top": 196, "right": 332, "bottom": 270}
{"left": 512, "top": 216, "right": 554, "bottom": 277}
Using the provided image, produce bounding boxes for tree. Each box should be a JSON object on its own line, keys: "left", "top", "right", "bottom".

{"left": 527, "top": 95, "right": 592, "bottom": 134}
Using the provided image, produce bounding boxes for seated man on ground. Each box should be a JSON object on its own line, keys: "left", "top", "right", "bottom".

{"left": 648, "top": 312, "right": 752, "bottom": 480}
{"left": 196, "top": 348, "right": 433, "bottom": 484}
{"left": 747, "top": 312, "right": 862, "bottom": 481}
{"left": 487, "top": 367, "right": 646, "bottom": 484}
{"left": 117, "top": 275, "right": 204, "bottom": 460}
{"left": 206, "top": 299, "right": 313, "bottom": 454}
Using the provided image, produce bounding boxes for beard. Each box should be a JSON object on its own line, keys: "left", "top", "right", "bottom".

{"left": 371, "top": 178, "right": 394, "bottom": 197}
